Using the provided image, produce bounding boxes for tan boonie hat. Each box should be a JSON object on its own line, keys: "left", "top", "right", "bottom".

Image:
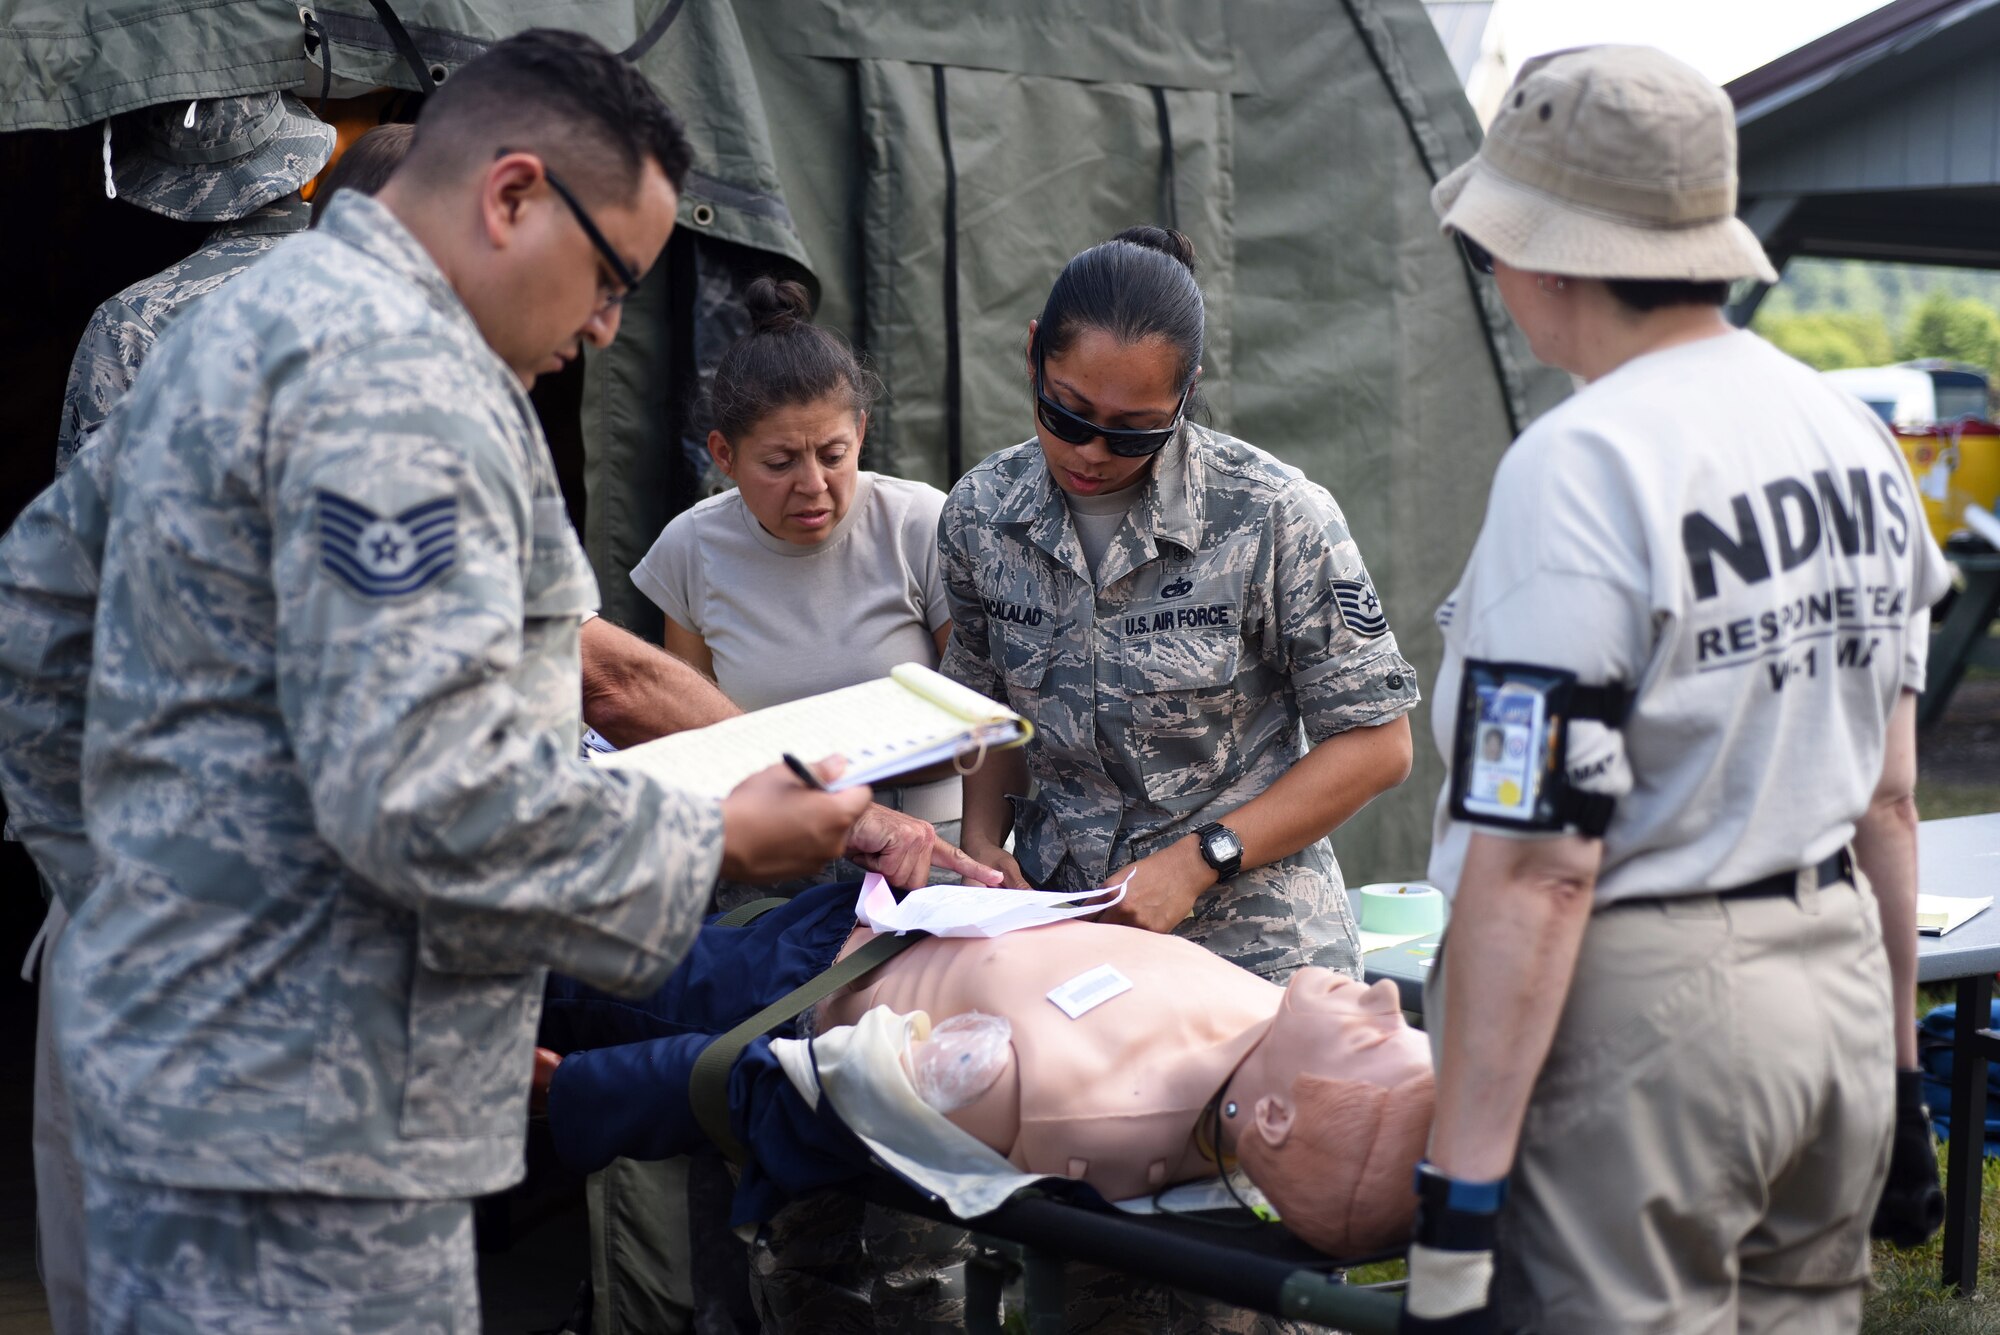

{"left": 1432, "top": 45, "right": 1778, "bottom": 285}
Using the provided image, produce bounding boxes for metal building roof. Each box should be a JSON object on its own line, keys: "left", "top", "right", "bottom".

{"left": 1728, "top": 0, "right": 2000, "bottom": 272}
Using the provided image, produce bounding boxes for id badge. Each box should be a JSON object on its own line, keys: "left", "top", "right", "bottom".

{"left": 1448, "top": 661, "right": 1575, "bottom": 833}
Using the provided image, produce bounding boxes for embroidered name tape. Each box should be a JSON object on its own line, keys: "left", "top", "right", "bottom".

{"left": 318, "top": 490, "right": 457, "bottom": 599}
{"left": 1046, "top": 964, "right": 1134, "bottom": 1020}
{"left": 1332, "top": 577, "right": 1388, "bottom": 637}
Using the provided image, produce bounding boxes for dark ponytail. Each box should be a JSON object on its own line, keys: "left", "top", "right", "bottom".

{"left": 709, "top": 277, "right": 879, "bottom": 441}
{"left": 1036, "top": 225, "right": 1204, "bottom": 388}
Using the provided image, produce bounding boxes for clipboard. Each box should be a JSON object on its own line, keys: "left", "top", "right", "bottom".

{"left": 599, "top": 662, "right": 1032, "bottom": 798}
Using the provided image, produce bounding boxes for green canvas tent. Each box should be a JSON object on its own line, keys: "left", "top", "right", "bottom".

{"left": 0, "top": 0, "right": 1565, "bottom": 880}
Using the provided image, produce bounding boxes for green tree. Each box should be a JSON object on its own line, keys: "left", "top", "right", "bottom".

{"left": 1755, "top": 310, "right": 1895, "bottom": 370}
{"left": 1896, "top": 289, "right": 2000, "bottom": 379}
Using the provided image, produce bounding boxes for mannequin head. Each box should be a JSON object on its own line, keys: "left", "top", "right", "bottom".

{"left": 1227, "top": 971, "right": 1435, "bottom": 1255}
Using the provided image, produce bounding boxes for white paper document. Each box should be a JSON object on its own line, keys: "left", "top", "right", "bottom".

{"left": 855, "top": 872, "right": 1131, "bottom": 939}
{"left": 1917, "top": 893, "right": 1992, "bottom": 937}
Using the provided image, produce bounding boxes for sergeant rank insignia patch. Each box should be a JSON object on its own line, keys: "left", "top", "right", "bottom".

{"left": 1332, "top": 577, "right": 1389, "bottom": 637}
{"left": 318, "top": 490, "right": 457, "bottom": 599}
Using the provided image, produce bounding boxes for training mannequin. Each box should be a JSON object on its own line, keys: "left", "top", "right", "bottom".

{"left": 538, "top": 881, "right": 1434, "bottom": 1257}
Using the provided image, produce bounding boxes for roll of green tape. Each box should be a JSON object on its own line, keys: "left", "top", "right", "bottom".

{"left": 1357, "top": 883, "right": 1444, "bottom": 936}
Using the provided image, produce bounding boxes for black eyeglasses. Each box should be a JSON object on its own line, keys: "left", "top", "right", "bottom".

{"left": 496, "top": 148, "right": 641, "bottom": 306}
{"left": 543, "top": 168, "right": 640, "bottom": 306}
{"left": 1457, "top": 232, "right": 1496, "bottom": 276}
{"left": 1034, "top": 344, "right": 1190, "bottom": 458}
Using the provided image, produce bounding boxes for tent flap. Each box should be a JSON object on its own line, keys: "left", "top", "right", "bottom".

{"left": 855, "top": 59, "right": 1234, "bottom": 488}
{"left": 780, "top": 0, "right": 1254, "bottom": 93}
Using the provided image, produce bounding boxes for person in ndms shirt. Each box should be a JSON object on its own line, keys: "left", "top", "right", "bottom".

{"left": 1407, "top": 46, "right": 1951, "bottom": 1335}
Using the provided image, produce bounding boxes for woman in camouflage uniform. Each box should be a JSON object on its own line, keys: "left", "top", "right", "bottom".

{"left": 939, "top": 225, "right": 1421, "bottom": 1333}
{"left": 943, "top": 226, "right": 1420, "bottom": 989}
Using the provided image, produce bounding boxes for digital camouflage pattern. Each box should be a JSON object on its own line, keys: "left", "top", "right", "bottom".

{"left": 938, "top": 423, "right": 1419, "bottom": 980}
{"left": 9, "top": 197, "right": 305, "bottom": 904}
{"left": 746, "top": 1191, "right": 972, "bottom": 1335}
{"left": 0, "top": 438, "right": 114, "bottom": 912}
{"left": 111, "top": 92, "right": 334, "bottom": 224}
{"left": 1060, "top": 1261, "right": 1317, "bottom": 1334}
{"left": 84, "top": 1173, "right": 477, "bottom": 1333}
{"left": 51, "top": 190, "right": 726, "bottom": 1201}
{"left": 54, "top": 198, "right": 309, "bottom": 472}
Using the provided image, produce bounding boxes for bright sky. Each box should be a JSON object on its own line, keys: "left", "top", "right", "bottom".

{"left": 1493, "top": 0, "right": 1892, "bottom": 85}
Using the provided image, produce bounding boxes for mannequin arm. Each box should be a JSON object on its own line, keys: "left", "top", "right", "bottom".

{"left": 1426, "top": 830, "right": 1599, "bottom": 1182}
{"left": 1852, "top": 690, "right": 1920, "bottom": 1069}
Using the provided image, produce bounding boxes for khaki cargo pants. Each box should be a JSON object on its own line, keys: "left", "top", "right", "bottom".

{"left": 1426, "top": 875, "right": 1896, "bottom": 1334}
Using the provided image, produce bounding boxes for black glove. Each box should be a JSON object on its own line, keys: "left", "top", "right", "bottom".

{"left": 1871, "top": 1068, "right": 1945, "bottom": 1248}
{"left": 1401, "top": 1164, "right": 1505, "bottom": 1335}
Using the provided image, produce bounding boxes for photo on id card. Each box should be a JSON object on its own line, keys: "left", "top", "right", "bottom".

{"left": 1461, "top": 682, "right": 1544, "bottom": 820}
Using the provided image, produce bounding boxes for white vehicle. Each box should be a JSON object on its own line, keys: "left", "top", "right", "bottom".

{"left": 1823, "top": 360, "right": 1990, "bottom": 429}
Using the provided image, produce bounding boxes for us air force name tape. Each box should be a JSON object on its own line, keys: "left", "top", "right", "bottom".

{"left": 1448, "top": 660, "right": 1630, "bottom": 837}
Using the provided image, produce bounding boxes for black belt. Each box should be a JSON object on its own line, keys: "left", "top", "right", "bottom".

{"left": 1619, "top": 848, "right": 1854, "bottom": 912}
{"left": 1713, "top": 848, "right": 1855, "bottom": 901}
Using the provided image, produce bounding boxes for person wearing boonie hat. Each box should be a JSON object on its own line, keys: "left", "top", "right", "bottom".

{"left": 1401, "top": 45, "right": 1951, "bottom": 1335}
{"left": 54, "top": 92, "right": 335, "bottom": 472}
{"left": 23, "top": 89, "right": 334, "bottom": 1335}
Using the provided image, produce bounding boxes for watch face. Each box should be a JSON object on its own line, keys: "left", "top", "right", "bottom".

{"left": 1208, "top": 830, "right": 1241, "bottom": 861}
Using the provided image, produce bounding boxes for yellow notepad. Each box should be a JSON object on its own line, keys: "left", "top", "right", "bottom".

{"left": 600, "top": 663, "right": 1032, "bottom": 798}
{"left": 1917, "top": 894, "right": 1992, "bottom": 937}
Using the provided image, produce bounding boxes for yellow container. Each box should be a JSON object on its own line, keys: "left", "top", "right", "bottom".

{"left": 1896, "top": 421, "right": 2000, "bottom": 546}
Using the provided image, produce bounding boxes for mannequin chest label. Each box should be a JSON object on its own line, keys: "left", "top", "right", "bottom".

{"left": 1047, "top": 964, "right": 1134, "bottom": 1019}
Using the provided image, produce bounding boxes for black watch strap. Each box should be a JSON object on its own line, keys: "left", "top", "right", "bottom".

{"left": 1195, "top": 821, "right": 1242, "bottom": 881}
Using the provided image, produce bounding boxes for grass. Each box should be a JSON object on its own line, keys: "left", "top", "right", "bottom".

{"left": 1867, "top": 1157, "right": 2000, "bottom": 1334}
{"left": 1341, "top": 1163, "right": 2000, "bottom": 1333}
{"left": 1918, "top": 779, "right": 2000, "bottom": 821}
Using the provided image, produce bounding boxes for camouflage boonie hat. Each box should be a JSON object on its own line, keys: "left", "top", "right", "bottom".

{"left": 113, "top": 93, "right": 336, "bottom": 223}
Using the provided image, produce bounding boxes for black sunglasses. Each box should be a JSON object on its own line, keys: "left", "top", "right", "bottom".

{"left": 1034, "top": 344, "right": 1190, "bottom": 458}
{"left": 496, "top": 148, "right": 641, "bottom": 304}
{"left": 1457, "top": 232, "right": 1496, "bottom": 276}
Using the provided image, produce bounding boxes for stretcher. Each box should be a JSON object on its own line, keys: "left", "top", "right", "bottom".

{"left": 541, "top": 886, "right": 1412, "bottom": 1333}
{"left": 852, "top": 1171, "right": 1404, "bottom": 1334}
{"left": 703, "top": 894, "right": 1406, "bottom": 1334}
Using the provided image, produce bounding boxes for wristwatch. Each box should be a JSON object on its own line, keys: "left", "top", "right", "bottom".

{"left": 1194, "top": 821, "right": 1243, "bottom": 882}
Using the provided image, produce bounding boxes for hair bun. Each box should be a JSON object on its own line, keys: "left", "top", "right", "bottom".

{"left": 1111, "top": 225, "right": 1198, "bottom": 275}
{"left": 745, "top": 276, "right": 814, "bottom": 334}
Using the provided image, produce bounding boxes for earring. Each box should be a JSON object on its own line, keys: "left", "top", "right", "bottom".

{"left": 1537, "top": 276, "right": 1567, "bottom": 294}
{"left": 1224, "top": 1101, "right": 1238, "bottom": 1118}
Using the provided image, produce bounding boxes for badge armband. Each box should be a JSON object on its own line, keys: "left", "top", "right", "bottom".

{"left": 1448, "top": 660, "right": 1630, "bottom": 837}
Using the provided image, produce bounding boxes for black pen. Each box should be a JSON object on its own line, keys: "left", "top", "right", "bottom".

{"left": 781, "top": 752, "right": 827, "bottom": 791}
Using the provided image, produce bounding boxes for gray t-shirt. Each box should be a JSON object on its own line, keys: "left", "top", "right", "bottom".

{"left": 631, "top": 471, "right": 951, "bottom": 712}
{"left": 1066, "top": 484, "right": 1145, "bottom": 580}
{"left": 1428, "top": 331, "right": 1953, "bottom": 903}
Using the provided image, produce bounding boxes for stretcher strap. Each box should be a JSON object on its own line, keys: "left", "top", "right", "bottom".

{"left": 714, "top": 897, "right": 788, "bottom": 928}
{"left": 690, "top": 928, "right": 924, "bottom": 1162}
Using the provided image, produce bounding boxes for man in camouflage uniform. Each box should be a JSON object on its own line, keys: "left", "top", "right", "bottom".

{"left": 938, "top": 417, "right": 1419, "bottom": 1332}
{"left": 27, "top": 31, "right": 867, "bottom": 1332}
{"left": 12, "top": 91, "right": 334, "bottom": 1335}
{"left": 54, "top": 92, "right": 336, "bottom": 473}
